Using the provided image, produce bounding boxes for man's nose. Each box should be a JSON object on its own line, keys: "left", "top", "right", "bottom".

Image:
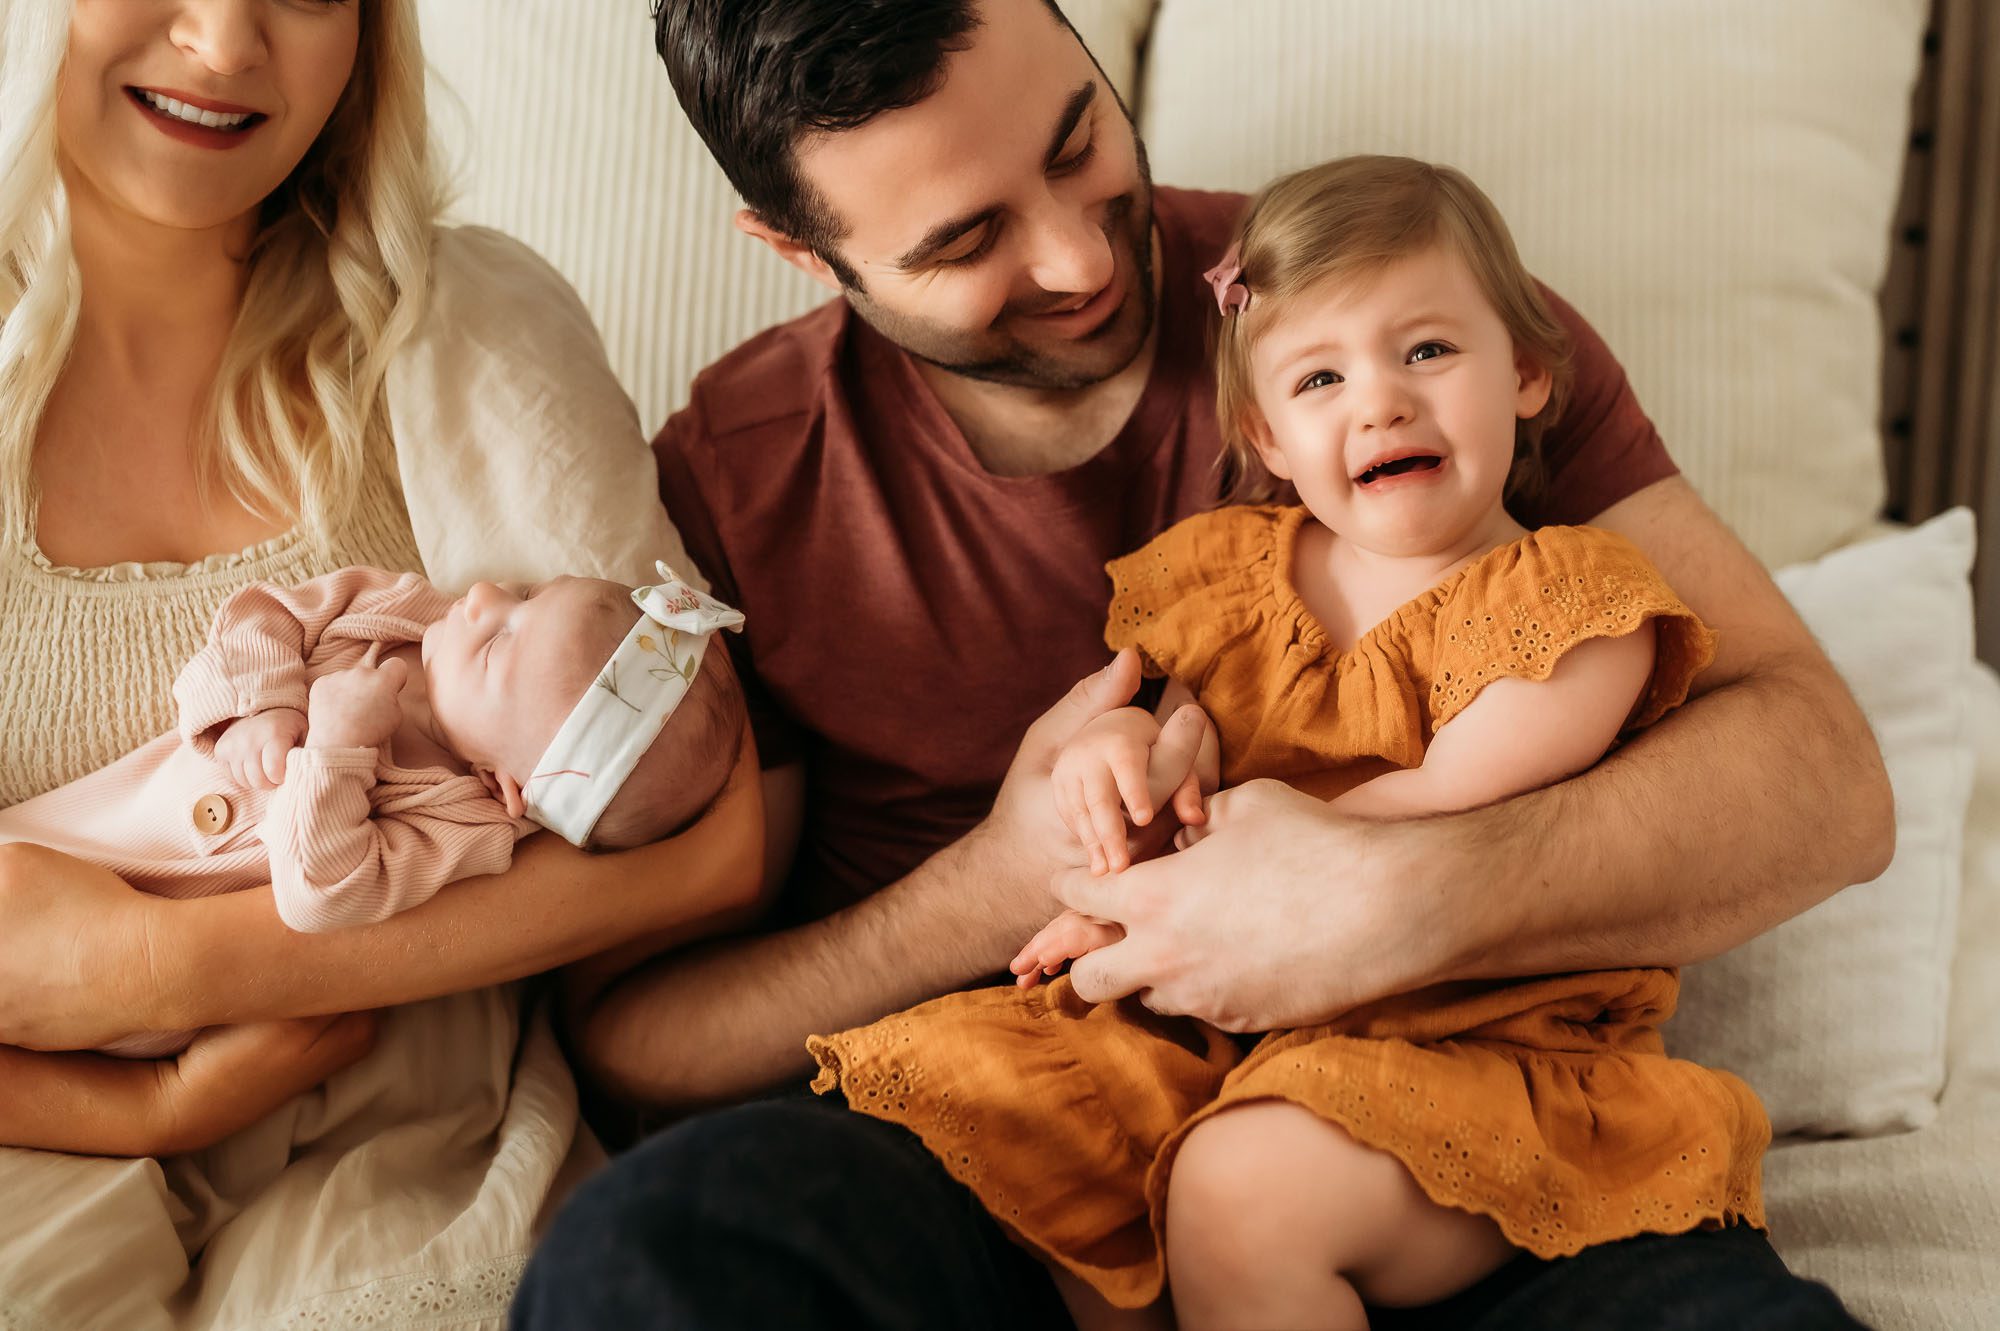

{"left": 1021, "top": 198, "right": 1114, "bottom": 299}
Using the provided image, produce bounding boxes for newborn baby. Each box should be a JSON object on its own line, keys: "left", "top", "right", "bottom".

{"left": 0, "top": 562, "right": 743, "bottom": 1056}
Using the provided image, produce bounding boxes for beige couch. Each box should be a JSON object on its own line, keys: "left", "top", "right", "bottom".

{"left": 417, "top": 2, "right": 2000, "bottom": 1325}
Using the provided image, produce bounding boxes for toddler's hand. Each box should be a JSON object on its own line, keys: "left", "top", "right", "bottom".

{"left": 214, "top": 707, "right": 308, "bottom": 789}
{"left": 306, "top": 657, "right": 410, "bottom": 751}
{"left": 1010, "top": 909, "right": 1125, "bottom": 988}
{"left": 1051, "top": 703, "right": 1218, "bottom": 873}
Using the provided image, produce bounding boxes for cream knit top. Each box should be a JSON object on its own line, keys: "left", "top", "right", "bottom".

{"left": 0, "top": 464, "right": 422, "bottom": 809}
{"left": 0, "top": 226, "right": 694, "bottom": 810}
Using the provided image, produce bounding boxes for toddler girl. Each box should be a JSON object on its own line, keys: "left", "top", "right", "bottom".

{"left": 0, "top": 561, "right": 743, "bottom": 1063}
{"left": 807, "top": 156, "right": 1768, "bottom": 1331}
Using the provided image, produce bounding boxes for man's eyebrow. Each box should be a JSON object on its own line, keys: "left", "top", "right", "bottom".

{"left": 892, "top": 81, "right": 1099, "bottom": 271}
{"left": 1042, "top": 81, "right": 1096, "bottom": 171}
{"left": 895, "top": 206, "right": 1004, "bottom": 272}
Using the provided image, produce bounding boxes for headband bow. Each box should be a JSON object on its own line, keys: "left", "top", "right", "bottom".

{"left": 1203, "top": 243, "right": 1251, "bottom": 316}
{"left": 522, "top": 562, "right": 745, "bottom": 846}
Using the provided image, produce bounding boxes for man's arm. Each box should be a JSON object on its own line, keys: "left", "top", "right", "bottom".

{"left": 0, "top": 733, "right": 763, "bottom": 1052}
{"left": 1057, "top": 478, "right": 1895, "bottom": 1032}
{"left": 566, "top": 654, "right": 1157, "bottom": 1110}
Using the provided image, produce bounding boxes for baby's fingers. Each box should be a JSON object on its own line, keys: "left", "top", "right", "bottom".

{"left": 259, "top": 739, "right": 290, "bottom": 789}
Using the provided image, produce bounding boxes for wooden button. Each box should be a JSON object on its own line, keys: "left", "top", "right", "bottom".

{"left": 191, "top": 794, "right": 232, "bottom": 837}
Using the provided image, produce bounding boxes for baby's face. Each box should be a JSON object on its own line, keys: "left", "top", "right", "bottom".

{"left": 1245, "top": 243, "right": 1551, "bottom": 559}
{"left": 421, "top": 576, "right": 637, "bottom": 777}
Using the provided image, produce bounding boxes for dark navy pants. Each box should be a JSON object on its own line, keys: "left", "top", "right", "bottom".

{"left": 513, "top": 1091, "right": 1867, "bottom": 1331}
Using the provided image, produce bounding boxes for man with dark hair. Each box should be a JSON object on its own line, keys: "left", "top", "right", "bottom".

{"left": 513, "top": 2, "right": 1887, "bottom": 1327}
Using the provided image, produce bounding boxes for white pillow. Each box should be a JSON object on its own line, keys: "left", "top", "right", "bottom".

{"left": 415, "top": 0, "right": 1157, "bottom": 434}
{"left": 1666, "top": 511, "right": 1979, "bottom": 1137}
{"left": 1136, "top": 0, "right": 1926, "bottom": 569}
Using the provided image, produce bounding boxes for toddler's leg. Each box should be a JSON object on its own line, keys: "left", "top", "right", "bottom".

{"left": 1165, "top": 1102, "right": 1516, "bottom": 1331}
{"left": 1047, "top": 1264, "right": 1175, "bottom": 1331}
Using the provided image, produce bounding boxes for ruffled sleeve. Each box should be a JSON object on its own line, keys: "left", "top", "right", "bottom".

{"left": 1104, "top": 506, "right": 1288, "bottom": 689}
{"left": 1428, "top": 526, "right": 1715, "bottom": 734}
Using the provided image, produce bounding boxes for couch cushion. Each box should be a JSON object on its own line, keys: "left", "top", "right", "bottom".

{"left": 1136, "top": 0, "right": 1926, "bottom": 568}
{"left": 1666, "top": 511, "right": 1978, "bottom": 1137}
{"left": 1759, "top": 659, "right": 2000, "bottom": 1331}
{"left": 415, "top": 0, "right": 1158, "bottom": 433}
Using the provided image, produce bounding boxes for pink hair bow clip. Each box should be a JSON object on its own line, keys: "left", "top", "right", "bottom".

{"left": 1203, "top": 244, "right": 1251, "bottom": 316}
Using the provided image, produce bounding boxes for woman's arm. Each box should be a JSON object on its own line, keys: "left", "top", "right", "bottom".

{"left": 0, "top": 731, "right": 762, "bottom": 1050}
{"left": 0, "top": 1015, "right": 377, "bottom": 1156}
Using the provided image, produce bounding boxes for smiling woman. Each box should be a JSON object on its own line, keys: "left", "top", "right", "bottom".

{"left": 0, "top": 2, "right": 758, "bottom": 1328}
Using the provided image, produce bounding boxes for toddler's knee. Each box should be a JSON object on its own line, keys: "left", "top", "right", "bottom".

{"left": 1166, "top": 1107, "right": 1325, "bottom": 1273}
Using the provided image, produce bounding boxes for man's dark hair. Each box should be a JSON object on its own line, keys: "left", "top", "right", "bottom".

{"left": 655, "top": 0, "right": 1073, "bottom": 287}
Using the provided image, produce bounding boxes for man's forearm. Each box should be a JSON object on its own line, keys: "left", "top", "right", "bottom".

{"left": 1423, "top": 650, "right": 1894, "bottom": 987}
{"left": 577, "top": 821, "right": 1047, "bottom": 1110}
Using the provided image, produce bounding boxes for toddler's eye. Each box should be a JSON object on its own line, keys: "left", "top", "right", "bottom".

{"left": 1409, "top": 341, "right": 1454, "bottom": 363}
{"left": 1296, "top": 369, "right": 1343, "bottom": 393}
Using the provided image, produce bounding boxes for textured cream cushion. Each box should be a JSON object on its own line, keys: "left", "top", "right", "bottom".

{"left": 1760, "top": 659, "right": 2000, "bottom": 1331}
{"left": 415, "top": 0, "right": 1158, "bottom": 433}
{"left": 1137, "top": 0, "right": 1927, "bottom": 568}
{"left": 1666, "top": 512, "right": 1978, "bottom": 1137}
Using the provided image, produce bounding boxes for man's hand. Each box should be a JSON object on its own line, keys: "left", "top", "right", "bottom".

{"left": 1051, "top": 703, "right": 1216, "bottom": 874}
{"left": 306, "top": 657, "right": 409, "bottom": 750}
{"left": 973, "top": 649, "right": 1148, "bottom": 916}
{"left": 214, "top": 708, "right": 308, "bottom": 790}
{"left": 1054, "top": 779, "right": 1432, "bottom": 1033}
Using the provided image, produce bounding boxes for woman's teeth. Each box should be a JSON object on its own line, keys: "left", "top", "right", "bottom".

{"left": 137, "top": 90, "right": 254, "bottom": 131}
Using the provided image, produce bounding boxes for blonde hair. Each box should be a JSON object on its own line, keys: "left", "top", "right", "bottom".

{"left": 1212, "top": 156, "right": 1571, "bottom": 509}
{"left": 0, "top": 0, "right": 443, "bottom": 546}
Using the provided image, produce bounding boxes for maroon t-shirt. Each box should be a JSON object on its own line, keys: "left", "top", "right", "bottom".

{"left": 655, "top": 186, "right": 1677, "bottom": 920}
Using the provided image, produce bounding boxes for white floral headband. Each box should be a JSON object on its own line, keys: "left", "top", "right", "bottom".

{"left": 522, "top": 562, "right": 745, "bottom": 846}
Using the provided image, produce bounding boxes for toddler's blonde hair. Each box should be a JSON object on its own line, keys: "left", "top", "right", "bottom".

{"left": 1212, "top": 155, "right": 1571, "bottom": 509}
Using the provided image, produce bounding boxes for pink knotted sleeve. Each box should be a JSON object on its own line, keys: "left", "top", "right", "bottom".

{"left": 174, "top": 567, "right": 454, "bottom": 756}
{"left": 259, "top": 752, "right": 525, "bottom": 932}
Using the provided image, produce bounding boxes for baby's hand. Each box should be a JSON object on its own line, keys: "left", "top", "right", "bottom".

{"left": 1010, "top": 909, "right": 1125, "bottom": 988}
{"left": 305, "top": 657, "right": 410, "bottom": 751}
{"left": 1051, "top": 703, "right": 1218, "bottom": 873}
{"left": 213, "top": 707, "right": 308, "bottom": 789}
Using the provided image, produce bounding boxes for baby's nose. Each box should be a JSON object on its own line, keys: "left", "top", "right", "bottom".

{"left": 463, "top": 581, "right": 518, "bottom": 618}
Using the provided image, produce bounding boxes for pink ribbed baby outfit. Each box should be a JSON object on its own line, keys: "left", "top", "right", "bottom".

{"left": 0, "top": 566, "right": 528, "bottom": 1056}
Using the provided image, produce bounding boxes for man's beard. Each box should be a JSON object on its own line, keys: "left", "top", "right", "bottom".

{"left": 846, "top": 168, "right": 1159, "bottom": 393}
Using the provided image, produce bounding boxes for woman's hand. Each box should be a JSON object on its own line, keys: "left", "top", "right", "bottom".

{"left": 0, "top": 842, "right": 165, "bottom": 1050}
{"left": 0, "top": 1014, "right": 380, "bottom": 1157}
{"left": 147, "top": 1014, "right": 380, "bottom": 1155}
